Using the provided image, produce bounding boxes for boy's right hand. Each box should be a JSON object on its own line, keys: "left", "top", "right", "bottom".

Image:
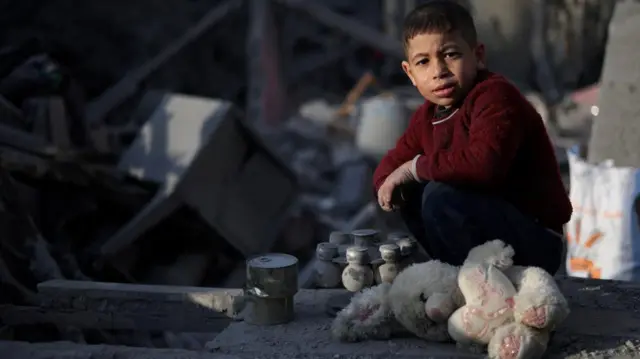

{"left": 377, "top": 181, "right": 396, "bottom": 212}
{"left": 377, "top": 161, "right": 415, "bottom": 211}
{"left": 378, "top": 183, "right": 405, "bottom": 212}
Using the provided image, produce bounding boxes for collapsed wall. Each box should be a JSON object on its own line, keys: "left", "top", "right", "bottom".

{"left": 587, "top": 1, "right": 640, "bottom": 166}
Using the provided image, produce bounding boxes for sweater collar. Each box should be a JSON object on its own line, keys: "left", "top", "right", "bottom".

{"left": 433, "top": 105, "right": 456, "bottom": 120}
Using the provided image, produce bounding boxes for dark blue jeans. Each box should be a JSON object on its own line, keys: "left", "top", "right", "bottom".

{"left": 398, "top": 181, "right": 563, "bottom": 274}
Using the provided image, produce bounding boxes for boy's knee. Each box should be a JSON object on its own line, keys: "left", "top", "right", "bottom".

{"left": 421, "top": 182, "right": 463, "bottom": 218}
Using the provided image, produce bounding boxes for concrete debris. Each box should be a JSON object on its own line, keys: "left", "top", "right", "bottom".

{"left": 299, "top": 99, "right": 338, "bottom": 125}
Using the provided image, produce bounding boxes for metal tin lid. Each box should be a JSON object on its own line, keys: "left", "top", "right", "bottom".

{"left": 387, "top": 232, "right": 409, "bottom": 242}
{"left": 371, "top": 258, "right": 384, "bottom": 266}
{"left": 346, "top": 246, "right": 369, "bottom": 263}
{"left": 329, "top": 231, "right": 352, "bottom": 245}
{"left": 352, "top": 229, "right": 380, "bottom": 248}
{"left": 332, "top": 256, "right": 348, "bottom": 265}
{"left": 316, "top": 242, "right": 338, "bottom": 260}
{"left": 247, "top": 253, "right": 298, "bottom": 269}
{"left": 379, "top": 243, "right": 400, "bottom": 261}
{"left": 351, "top": 229, "right": 379, "bottom": 238}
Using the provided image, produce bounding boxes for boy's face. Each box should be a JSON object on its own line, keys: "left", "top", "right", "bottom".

{"left": 401, "top": 31, "right": 485, "bottom": 107}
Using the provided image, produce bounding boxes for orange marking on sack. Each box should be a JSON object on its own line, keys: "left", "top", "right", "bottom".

{"left": 569, "top": 257, "right": 601, "bottom": 279}
{"left": 584, "top": 232, "right": 603, "bottom": 248}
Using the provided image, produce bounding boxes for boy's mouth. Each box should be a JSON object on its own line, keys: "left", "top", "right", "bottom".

{"left": 433, "top": 83, "right": 456, "bottom": 98}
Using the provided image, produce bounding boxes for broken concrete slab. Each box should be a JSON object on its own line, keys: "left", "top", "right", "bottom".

{"left": 37, "top": 280, "right": 244, "bottom": 315}
{"left": 3, "top": 279, "right": 640, "bottom": 358}
{"left": 101, "top": 95, "right": 297, "bottom": 259}
{"left": 0, "top": 280, "right": 245, "bottom": 332}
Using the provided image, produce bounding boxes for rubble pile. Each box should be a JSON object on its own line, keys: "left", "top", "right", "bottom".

{"left": 0, "top": 41, "right": 305, "bottom": 348}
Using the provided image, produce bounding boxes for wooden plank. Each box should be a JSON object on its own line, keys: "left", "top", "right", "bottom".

{"left": 48, "top": 97, "right": 72, "bottom": 150}
{"left": 0, "top": 123, "right": 58, "bottom": 156}
{"left": 30, "top": 280, "right": 245, "bottom": 332}
{"left": 85, "top": 0, "right": 243, "bottom": 127}
{"left": 246, "top": 0, "right": 288, "bottom": 126}
{"left": 277, "top": 0, "right": 404, "bottom": 58}
{"left": 24, "top": 97, "right": 50, "bottom": 139}
{"left": 0, "top": 95, "right": 23, "bottom": 128}
{"left": 287, "top": 42, "right": 359, "bottom": 82}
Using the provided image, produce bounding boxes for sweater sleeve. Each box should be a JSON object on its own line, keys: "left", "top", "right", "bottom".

{"left": 414, "top": 82, "right": 526, "bottom": 187}
{"left": 372, "top": 105, "right": 426, "bottom": 192}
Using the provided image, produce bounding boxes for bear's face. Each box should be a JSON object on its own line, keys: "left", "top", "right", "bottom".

{"left": 388, "top": 260, "right": 461, "bottom": 339}
{"left": 448, "top": 263, "right": 517, "bottom": 344}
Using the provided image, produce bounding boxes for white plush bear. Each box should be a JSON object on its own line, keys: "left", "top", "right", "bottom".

{"left": 331, "top": 240, "right": 570, "bottom": 359}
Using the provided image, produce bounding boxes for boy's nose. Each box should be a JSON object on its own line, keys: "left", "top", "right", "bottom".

{"left": 431, "top": 60, "right": 450, "bottom": 79}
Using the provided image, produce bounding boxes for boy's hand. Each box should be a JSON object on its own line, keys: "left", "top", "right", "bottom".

{"left": 377, "top": 161, "right": 415, "bottom": 212}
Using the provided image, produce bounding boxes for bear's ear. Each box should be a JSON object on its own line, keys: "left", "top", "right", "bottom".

{"left": 331, "top": 283, "right": 397, "bottom": 342}
{"left": 464, "top": 239, "right": 514, "bottom": 270}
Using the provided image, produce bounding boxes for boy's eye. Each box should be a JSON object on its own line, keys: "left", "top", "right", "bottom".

{"left": 444, "top": 52, "right": 461, "bottom": 59}
{"left": 416, "top": 59, "right": 428, "bottom": 66}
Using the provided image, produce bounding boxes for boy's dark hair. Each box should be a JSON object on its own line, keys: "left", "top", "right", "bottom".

{"left": 402, "top": 1, "right": 477, "bottom": 52}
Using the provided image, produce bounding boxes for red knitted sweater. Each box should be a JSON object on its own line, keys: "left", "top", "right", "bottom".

{"left": 373, "top": 71, "right": 572, "bottom": 233}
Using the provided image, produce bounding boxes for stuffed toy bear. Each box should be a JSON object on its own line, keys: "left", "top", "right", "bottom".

{"left": 331, "top": 240, "right": 570, "bottom": 359}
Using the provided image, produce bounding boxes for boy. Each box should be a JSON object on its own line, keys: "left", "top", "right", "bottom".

{"left": 374, "top": 0, "right": 572, "bottom": 274}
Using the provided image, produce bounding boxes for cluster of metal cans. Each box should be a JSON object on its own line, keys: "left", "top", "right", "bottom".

{"left": 314, "top": 229, "right": 425, "bottom": 291}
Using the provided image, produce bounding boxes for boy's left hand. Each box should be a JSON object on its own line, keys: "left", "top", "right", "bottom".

{"left": 378, "top": 161, "right": 415, "bottom": 211}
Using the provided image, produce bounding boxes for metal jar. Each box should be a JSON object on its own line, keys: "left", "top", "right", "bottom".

{"left": 245, "top": 253, "right": 298, "bottom": 325}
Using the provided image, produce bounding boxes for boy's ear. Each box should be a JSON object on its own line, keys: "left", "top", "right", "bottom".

{"left": 401, "top": 61, "right": 417, "bottom": 86}
{"left": 474, "top": 43, "right": 486, "bottom": 69}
